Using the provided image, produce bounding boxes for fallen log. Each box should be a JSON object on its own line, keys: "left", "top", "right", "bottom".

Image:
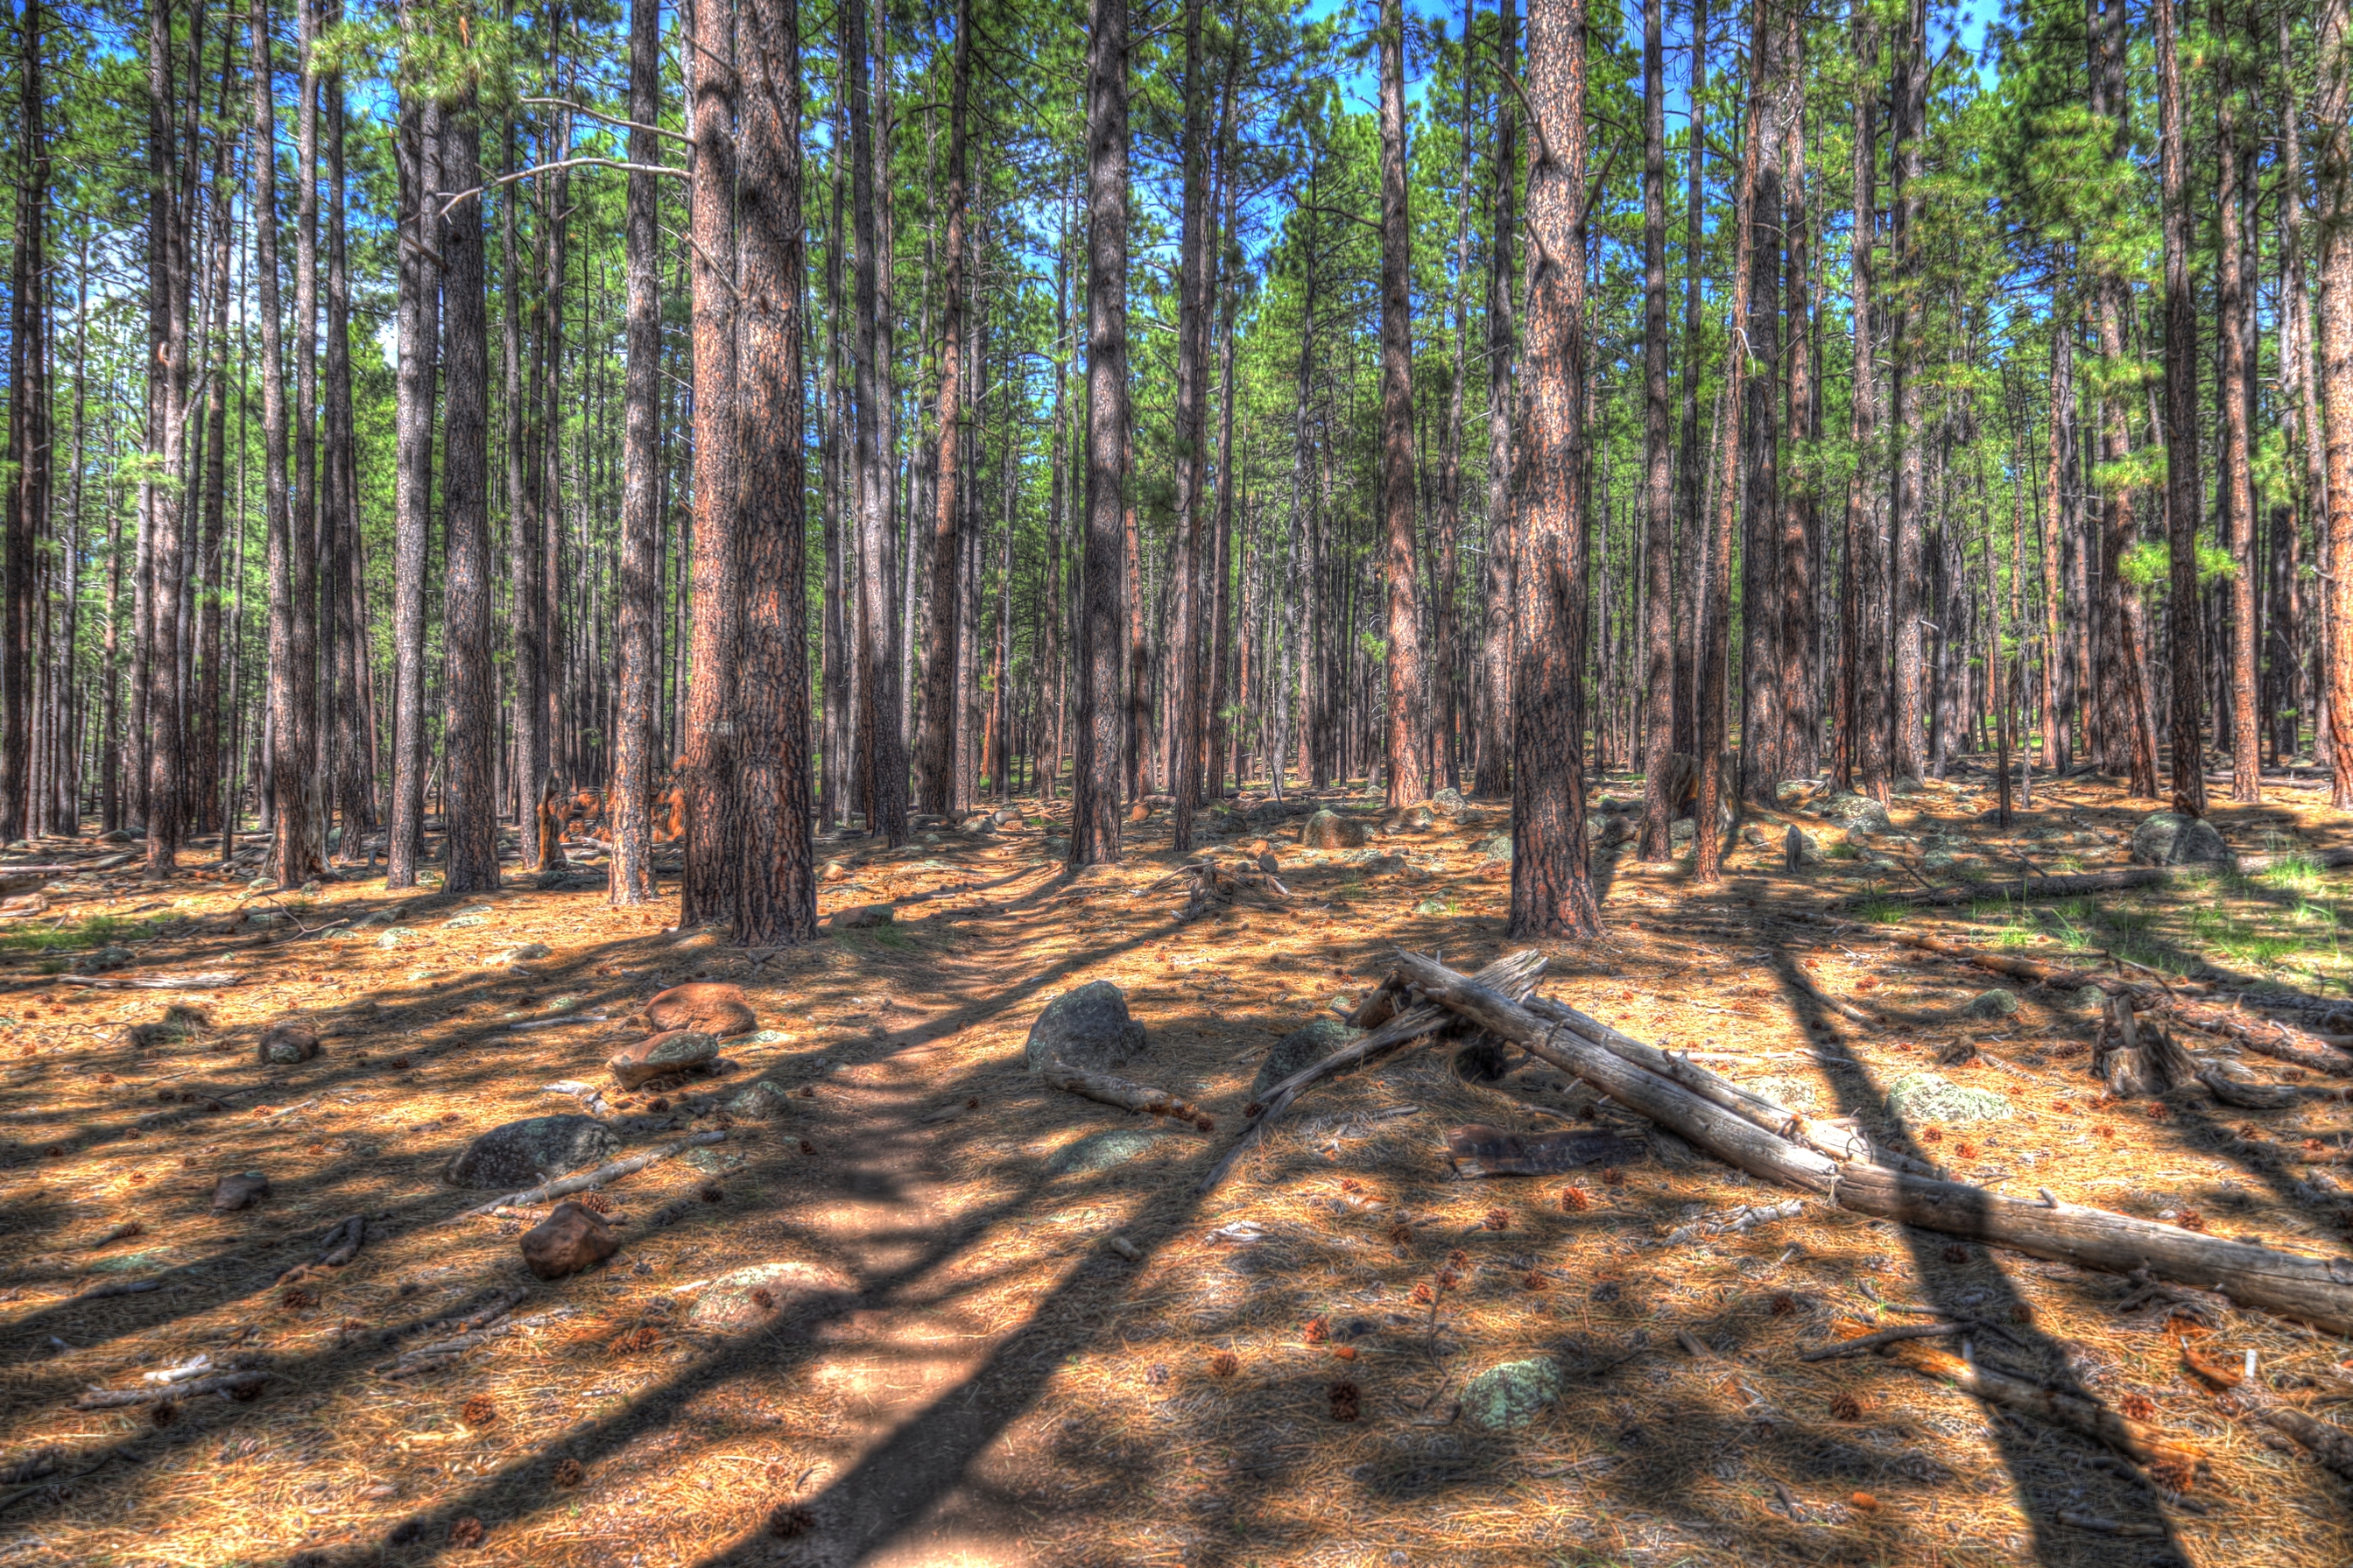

{"left": 1039, "top": 1065, "right": 1215, "bottom": 1131}
{"left": 72, "top": 1370, "right": 267, "bottom": 1410}
{"left": 53, "top": 971, "right": 243, "bottom": 990}
{"left": 2257, "top": 1404, "right": 2353, "bottom": 1482}
{"left": 1391, "top": 951, "right": 2353, "bottom": 1336}
{"left": 1835, "top": 1323, "right": 2205, "bottom": 1477}
{"left": 1197, "top": 949, "right": 1546, "bottom": 1196}
{"left": 1854, "top": 847, "right": 2353, "bottom": 908}
{"left": 450, "top": 1131, "right": 725, "bottom": 1220}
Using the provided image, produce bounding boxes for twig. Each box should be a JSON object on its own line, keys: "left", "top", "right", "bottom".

{"left": 72, "top": 1370, "right": 266, "bottom": 1410}
{"left": 448, "top": 1131, "right": 726, "bottom": 1220}
{"left": 1799, "top": 1322, "right": 1969, "bottom": 1361}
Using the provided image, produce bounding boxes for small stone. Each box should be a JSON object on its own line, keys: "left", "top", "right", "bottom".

{"left": 1462, "top": 1358, "right": 1563, "bottom": 1431}
{"left": 1381, "top": 805, "right": 1437, "bottom": 834}
{"left": 821, "top": 861, "right": 849, "bottom": 883}
{"left": 257, "top": 1022, "right": 321, "bottom": 1065}
{"left": 519, "top": 1201, "right": 618, "bottom": 1279}
{"left": 1300, "top": 810, "right": 1371, "bottom": 850}
{"left": 828, "top": 903, "right": 895, "bottom": 931}
{"left": 645, "top": 982, "right": 757, "bottom": 1037}
{"left": 685, "top": 1260, "right": 852, "bottom": 1332}
{"left": 724, "top": 1079, "right": 795, "bottom": 1121}
{"left": 1256, "top": 850, "right": 1280, "bottom": 875}
{"left": 1885, "top": 1072, "right": 2013, "bottom": 1124}
{"left": 1046, "top": 1129, "right": 1167, "bottom": 1175}
{"left": 444, "top": 1116, "right": 620, "bottom": 1188}
{"left": 1430, "top": 787, "right": 1468, "bottom": 817}
{"left": 1251, "top": 1017, "right": 1361, "bottom": 1100}
{"left": 1025, "top": 980, "right": 1146, "bottom": 1073}
{"left": 443, "top": 914, "right": 488, "bottom": 928}
{"left": 1961, "top": 988, "right": 2020, "bottom": 1019}
{"left": 607, "top": 1030, "right": 721, "bottom": 1089}
{"left": 2130, "top": 812, "right": 2230, "bottom": 868}
{"left": 73, "top": 946, "right": 133, "bottom": 975}
{"left": 1481, "top": 835, "right": 1514, "bottom": 863}
{"left": 210, "top": 1171, "right": 271, "bottom": 1212}
{"left": 1586, "top": 813, "right": 1633, "bottom": 847}
{"left": 490, "top": 942, "right": 553, "bottom": 965}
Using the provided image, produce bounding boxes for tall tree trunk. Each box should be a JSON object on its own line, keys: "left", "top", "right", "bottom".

{"left": 1737, "top": 11, "right": 1787, "bottom": 803}
{"left": 1376, "top": 0, "right": 1426, "bottom": 809}
{"left": 144, "top": 0, "right": 190, "bottom": 869}
{"left": 1069, "top": 0, "right": 1129, "bottom": 866}
{"left": 1673, "top": 0, "right": 1707, "bottom": 762}
{"left": 849, "top": 0, "right": 908, "bottom": 843}
{"left": 193, "top": 32, "right": 236, "bottom": 840}
{"left": 1473, "top": 0, "right": 1518, "bottom": 798}
{"left": 1637, "top": 0, "right": 1675, "bottom": 858}
{"left": 2283, "top": 11, "right": 2329, "bottom": 769}
{"left": 1511, "top": 0, "right": 1599, "bottom": 938}
{"left": 2040, "top": 306, "right": 2074, "bottom": 771}
{"left": 325, "top": 64, "right": 368, "bottom": 853}
{"left": 1168, "top": 0, "right": 1212, "bottom": 847}
{"left": 2316, "top": 0, "right": 2353, "bottom": 808}
{"left": 2215, "top": 1, "right": 2258, "bottom": 802}
{"left": 504, "top": 120, "right": 544, "bottom": 830}
{"left": 1777, "top": 36, "right": 1816, "bottom": 782}
{"left": 1697, "top": 0, "right": 1767, "bottom": 884}
{"left": 610, "top": 0, "right": 663, "bottom": 905}
{"left": 389, "top": 85, "right": 440, "bottom": 888}
{"left": 916, "top": 0, "right": 970, "bottom": 818}
{"left": 1887, "top": 0, "right": 1927, "bottom": 783}
{"left": 439, "top": 101, "right": 497, "bottom": 893}
{"left": 0, "top": 0, "right": 46, "bottom": 843}
{"left": 2154, "top": 0, "right": 2206, "bottom": 818}
{"left": 680, "top": 0, "right": 741, "bottom": 924}
{"left": 1844, "top": 0, "right": 1880, "bottom": 795}
{"left": 734, "top": 0, "right": 816, "bottom": 946}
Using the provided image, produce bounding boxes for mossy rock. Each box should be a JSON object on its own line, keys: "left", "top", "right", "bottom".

{"left": 1462, "top": 1358, "right": 1562, "bottom": 1431}
{"left": 1885, "top": 1072, "right": 2012, "bottom": 1124}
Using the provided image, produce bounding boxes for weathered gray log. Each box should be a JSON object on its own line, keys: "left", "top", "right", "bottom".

{"left": 449, "top": 1131, "right": 725, "bottom": 1220}
{"left": 1392, "top": 951, "right": 2353, "bottom": 1337}
{"left": 1039, "top": 1065, "right": 1215, "bottom": 1130}
{"left": 72, "top": 1370, "right": 267, "bottom": 1410}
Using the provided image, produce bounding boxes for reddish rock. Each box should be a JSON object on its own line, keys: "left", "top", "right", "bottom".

{"left": 644, "top": 982, "right": 757, "bottom": 1037}
{"left": 211, "top": 1171, "right": 271, "bottom": 1212}
{"left": 519, "top": 1201, "right": 619, "bottom": 1278}
{"left": 607, "top": 1030, "right": 720, "bottom": 1089}
{"left": 257, "top": 1021, "right": 320, "bottom": 1065}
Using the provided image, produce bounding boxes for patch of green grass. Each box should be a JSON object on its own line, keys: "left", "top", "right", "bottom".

{"left": 2260, "top": 850, "right": 2327, "bottom": 897}
{"left": 2040, "top": 903, "right": 2095, "bottom": 952}
{"left": 0, "top": 913, "right": 161, "bottom": 955}
{"left": 1852, "top": 895, "right": 1906, "bottom": 925}
{"left": 1826, "top": 840, "right": 1858, "bottom": 861}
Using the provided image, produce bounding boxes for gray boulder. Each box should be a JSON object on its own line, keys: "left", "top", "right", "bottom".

{"left": 1462, "top": 1358, "right": 1563, "bottom": 1431}
{"left": 444, "top": 1115, "right": 620, "bottom": 1189}
{"left": 1251, "top": 1017, "right": 1361, "bottom": 1100}
{"left": 1585, "top": 812, "right": 1633, "bottom": 847}
{"left": 1481, "top": 834, "right": 1514, "bottom": 863}
{"left": 2131, "top": 812, "right": 2230, "bottom": 868}
{"left": 1025, "top": 980, "right": 1145, "bottom": 1073}
{"left": 1300, "top": 810, "right": 1371, "bottom": 849}
{"left": 1430, "top": 787, "right": 1468, "bottom": 817}
{"left": 724, "top": 1079, "right": 796, "bottom": 1121}
{"left": 1961, "top": 988, "right": 2020, "bottom": 1019}
{"left": 1818, "top": 792, "right": 1893, "bottom": 833}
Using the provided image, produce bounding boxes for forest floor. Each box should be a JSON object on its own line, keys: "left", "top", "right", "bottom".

{"left": 3, "top": 769, "right": 2353, "bottom": 1568}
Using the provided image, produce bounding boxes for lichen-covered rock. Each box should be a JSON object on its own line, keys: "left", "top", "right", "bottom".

{"left": 443, "top": 1115, "right": 619, "bottom": 1188}
{"left": 490, "top": 941, "right": 553, "bottom": 966}
{"left": 1300, "top": 810, "right": 1370, "bottom": 850}
{"left": 686, "top": 1260, "right": 852, "bottom": 1332}
{"left": 724, "top": 1079, "right": 796, "bottom": 1121}
{"left": 1961, "top": 988, "right": 2020, "bottom": 1019}
{"left": 1462, "top": 1358, "right": 1562, "bottom": 1431}
{"left": 1481, "top": 835, "right": 1514, "bottom": 863}
{"left": 520, "top": 1201, "right": 618, "bottom": 1278}
{"left": 1024, "top": 980, "right": 1145, "bottom": 1073}
{"left": 1585, "top": 813, "right": 1633, "bottom": 847}
{"left": 1885, "top": 1072, "right": 2012, "bottom": 1124}
{"left": 257, "top": 1021, "right": 320, "bottom": 1065}
{"left": 1430, "top": 787, "right": 1468, "bottom": 817}
{"left": 2130, "top": 812, "right": 2230, "bottom": 868}
{"left": 1046, "top": 1129, "right": 1166, "bottom": 1175}
{"left": 1250, "top": 1018, "right": 1361, "bottom": 1100}
{"left": 645, "top": 981, "right": 757, "bottom": 1038}
{"left": 1818, "top": 792, "right": 1893, "bottom": 833}
{"left": 608, "top": 1030, "right": 721, "bottom": 1089}
{"left": 1381, "top": 805, "right": 1437, "bottom": 833}
{"left": 74, "top": 946, "right": 133, "bottom": 974}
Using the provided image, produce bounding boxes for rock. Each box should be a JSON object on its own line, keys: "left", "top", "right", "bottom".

{"left": 490, "top": 942, "right": 553, "bottom": 965}
{"left": 1046, "top": 1129, "right": 1168, "bottom": 1175}
{"left": 828, "top": 903, "right": 895, "bottom": 931}
{"left": 209, "top": 1171, "right": 271, "bottom": 1212}
{"left": 1481, "top": 834, "right": 1514, "bottom": 863}
{"left": 1462, "top": 1358, "right": 1563, "bottom": 1431}
{"left": 1884, "top": 1072, "right": 2013, "bottom": 1124}
{"left": 994, "top": 806, "right": 1025, "bottom": 826}
{"left": 1381, "top": 805, "right": 1437, "bottom": 833}
{"left": 519, "top": 1201, "right": 618, "bottom": 1279}
{"left": 257, "top": 1021, "right": 320, "bottom": 1065}
{"left": 686, "top": 1260, "right": 853, "bottom": 1332}
{"left": 2130, "top": 812, "right": 2230, "bottom": 868}
{"left": 1250, "top": 1018, "right": 1361, "bottom": 1100}
{"left": 607, "top": 1030, "right": 720, "bottom": 1089}
{"left": 821, "top": 861, "right": 849, "bottom": 883}
{"left": 73, "top": 946, "right": 133, "bottom": 975}
{"left": 1255, "top": 850, "right": 1280, "bottom": 875}
{"left": 443, "top": 914, "right": 489, "bottom": 928}
{"left": 645, "top": 981, "right": 757, "bottom": 1037}
{"left": 1774, "top": 780, "right": 1816, "bottom": 805}
{"left": 1891, "top": 776, "right": 1926, "bottom": 796}
{"left": 1785, "top": 826, "right": 1824, "bottom": 867}
{"left": 723, "top": 1079, "right": 796, "bottom": 1121}
{"left": 670, "top": 926, "right": 727, "bottom": 954}
{"left": 1300, "top": 810, "right": 1370, "bottom": 849}
{"left": 1025, "top": 980, "right": 1146, "bottom": 1073}
{"left": 443, "top": 1115, "right": 620, "bottom": 1189}
{"left": 1961, "top": 988, "right": 2020, "bottom": 1019}
{"left": 1586, "top": 813, "right": 1633, "bottom": 847}
{"left": 1818, "top": 792, "right": 1893, "bottom": 833}
{"left": 1431, "top": 787, "right": 1468, "bottom": 817}
{"left": 102, "top": 828, "right": 136, "bottom": 844}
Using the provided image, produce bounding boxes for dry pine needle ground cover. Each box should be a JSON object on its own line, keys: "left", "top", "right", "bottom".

{"left": 1, "top": 770, "right": 2351, "bottom": 1568}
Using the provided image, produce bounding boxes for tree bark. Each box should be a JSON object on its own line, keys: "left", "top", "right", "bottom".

{"left": 1376, "top": 0, "right": 1426, "bottom": 810}
{"left": 2319, "top": 0, "right": 2353, "bottom": 810}
{"left": 915, "top": 0, "right": 971, "bottom": 819}
{"left": 1068, "top": 0, "right": 1129, "bottom": 867}
{"left": 849, "top": 0, "right": 908, "bottom": 844}
{"left": 389, "top": 85, "right": 440, "bottom": 888}
{"left": 439, "top": 101, "right": 498, "bottom": 895}
{"left": 1638, "top": 0, "right": 1674, "bottom": 860}
{"left": 1474, "top": 0, "right": 1518, "bottom": 800}
{"left": 1887, "top": 0, "right": 1927, "bottom": 784}
{"left": 1509, "top": 0, "right": 1600, "bottom": 939}
{"left": 609, "top": 0, "right": 664, "bottom": 906}
{"left": 2155, "top": 0, "right": 2207, "bottom": 819}
{"left": 1169, "top": 0, "right": 1213, "bottom": 847}
{"left": 2216, "top": 4, "right": 2258, "bottom": 804}
{"left": 1843, "top": 0, "right": 1879, "bottom": 797}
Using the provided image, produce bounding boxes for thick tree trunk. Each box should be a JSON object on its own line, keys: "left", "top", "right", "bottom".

{"left": 734, "top": 0, "right": 817, "bottom": 946}
{"left": 144, "top": 0, "right": 190, "bottom": 870}
{"left": 2155, "top": 0, "right": 2207, "bottom": 819}
{"left": 1844, "top": 0, "right": 1879, "bottom": 797}
{"left": 1068, "top": 0, "right": 1129, "bottom": 867}
{"left": 1675, "top": 0, "right": 1708, "bottom": 765}
{"left": 1887, "top": 0, "right": 1927, "bottom": 784}
{"left": 503, "top": 123, "right": 544, "bottom": 833}
{"left": 2214, "top": 7, "right": 2258, "bottom": 803}
{"left": 1376, "top": 0, "right": 1425, "bottom": 810}
{"left": 0, "top": 0, "right": 46, "bottom": 843}
{"left": 2040, "top": 310, "right": 2073, "bottom": 771}
{"left": 439, "top": 102, "right": 498, "bottom": 895}
{"left": 915, "top": 0, "right": 970, "bottom": 819}
{"left": 324, "top": 71, "right": 369, "bottom": 854}
{"left": 849, "top": 0, "right": 908, "bottom": 844}
{"left": 2318, "top": 0, "right": 2353, "bottom": 810}
{"left": 1637, "top": 0, "right": 1674, "bottom": 859}
{"left": 1474, "top": 0, "right": 1518, "bottom": 800}
{"left": 1169, "top": 0, "right": 1213, "bottom": 848}
{"left": 1777, "top": 39, "right": 1816, "bottom": 783}
{"left": 1509, "top": 0, "right": 1600, "bottom": 939}
{"left": 609, "top": 0, "right": 664, "bottom": 906}
{"left": 389, "top": 89, "right": 440, "bottom": 888}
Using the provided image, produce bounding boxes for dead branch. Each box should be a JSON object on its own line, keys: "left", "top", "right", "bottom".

{"left": 1038, "top": 1065, "right": 1215, "bottom": 1131}
{"left": 449, "top": 1132, "right": 726, "bottom": 1220}
{"left": 72, "top": 1370, "right": 267, "bottom": 1410}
